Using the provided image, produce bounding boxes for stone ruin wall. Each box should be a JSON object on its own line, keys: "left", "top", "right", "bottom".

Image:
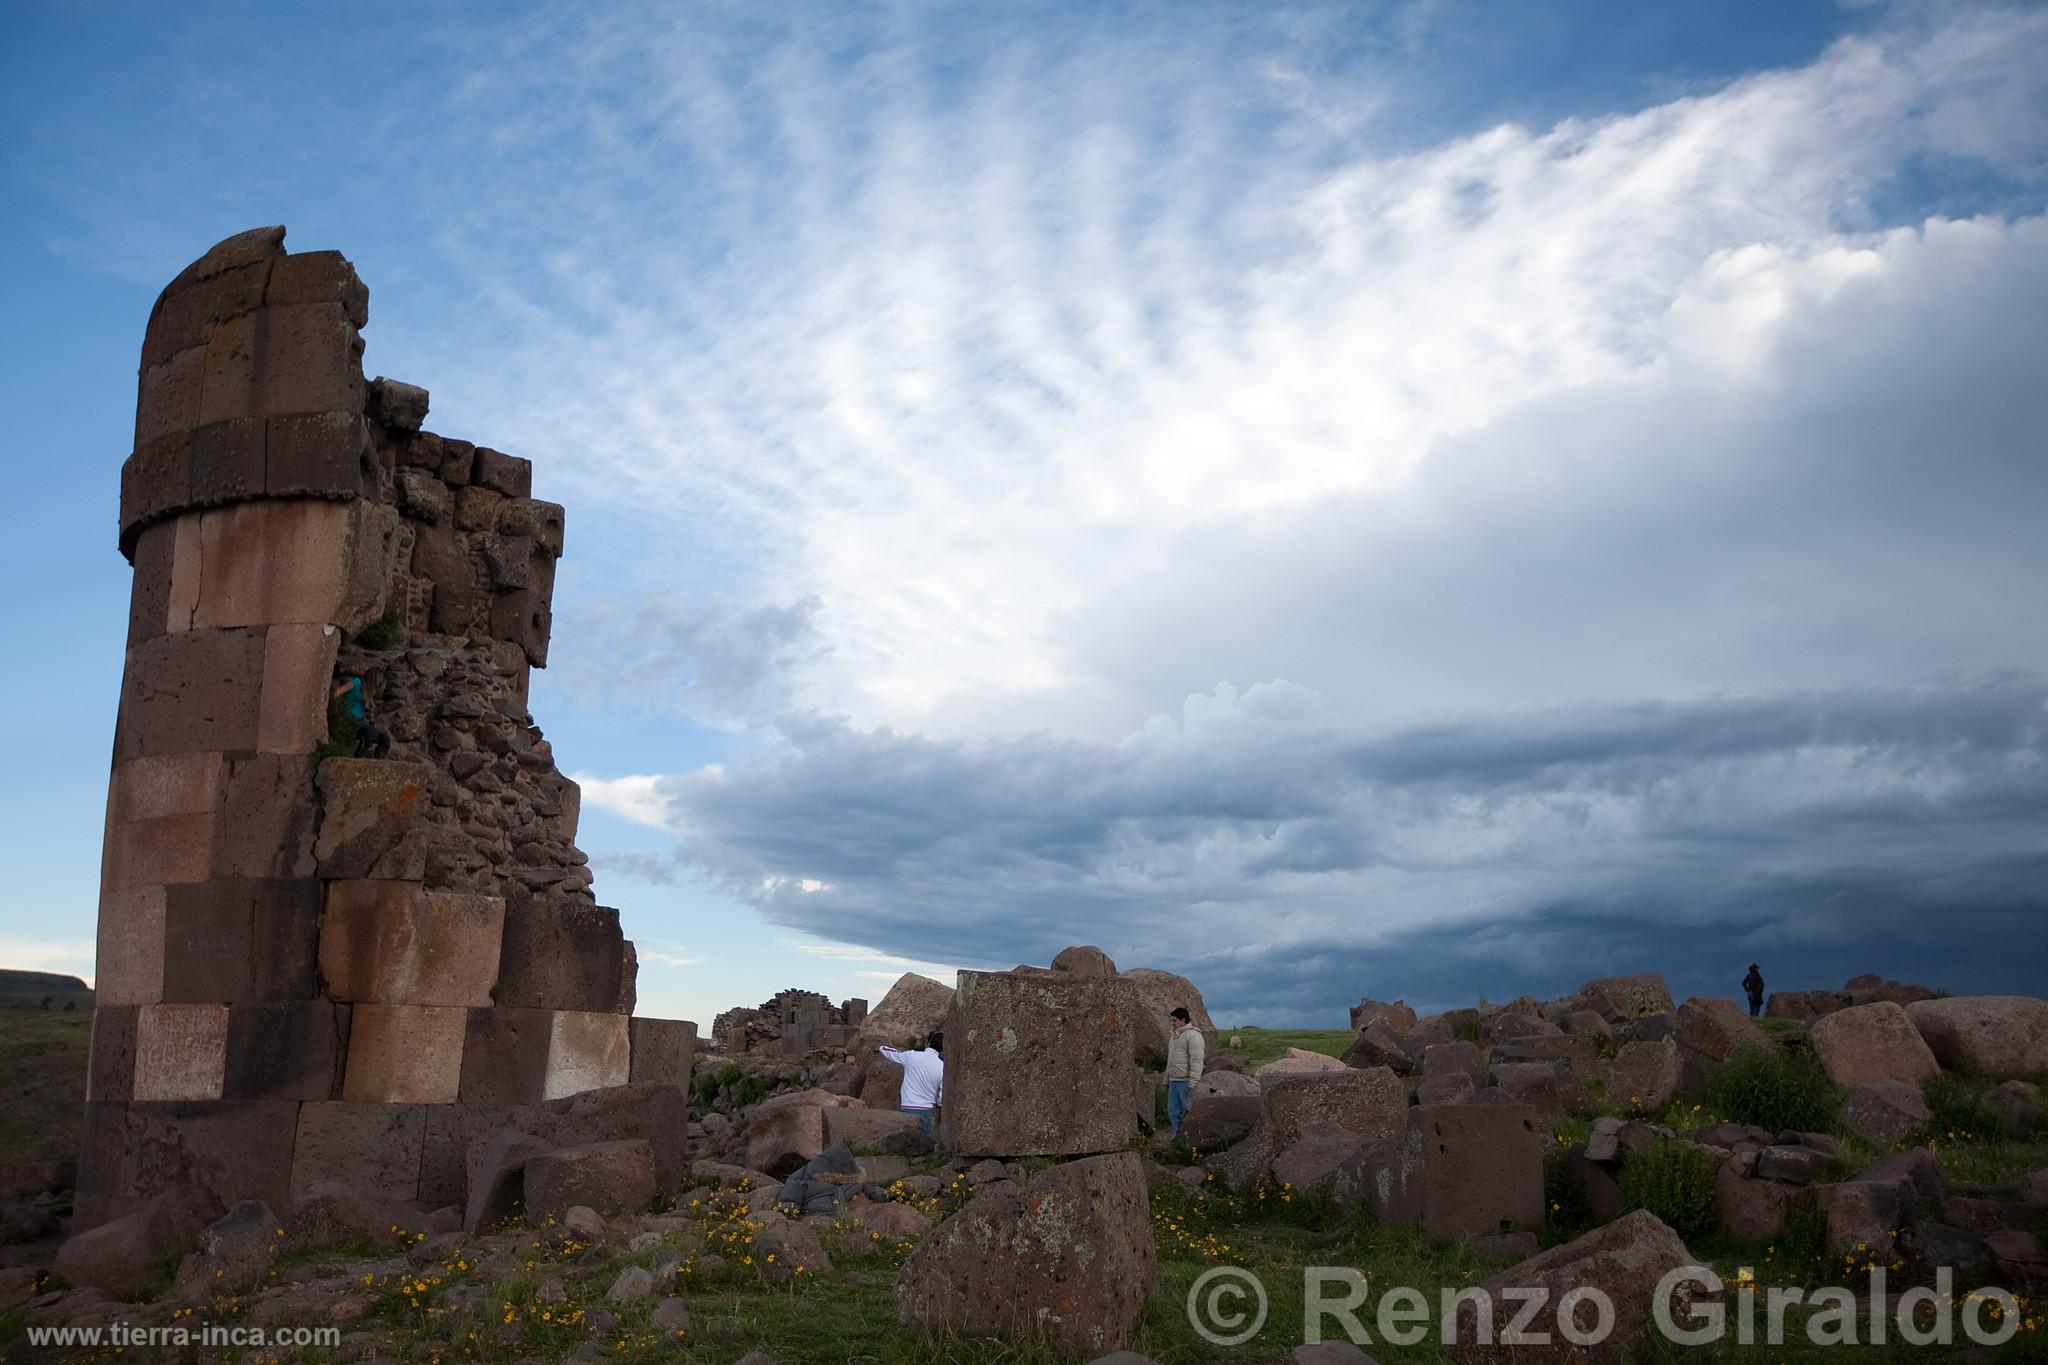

{"left": 708, "top": 989, "right": 868, "bottom": 1057}
{"left": 81, "top": 226, "right": 696, "bottom": 1232}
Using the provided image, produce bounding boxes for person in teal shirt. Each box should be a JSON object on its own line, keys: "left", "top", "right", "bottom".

{"left": 330, "top": 674, "right": 391, "bottom": 758}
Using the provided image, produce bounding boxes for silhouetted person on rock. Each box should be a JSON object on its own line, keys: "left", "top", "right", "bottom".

{"left": 332, "top": 674, "right": 391, "bottom": 759}
{"left": 1743, "top": 963, "right": 1765, "bottom": 1018}
{"left": 1165, "top": 1006, "right": 1205, "bottom": 1140}
{"left": 879, "top": 1029, "right": 944, "bottom": 1137}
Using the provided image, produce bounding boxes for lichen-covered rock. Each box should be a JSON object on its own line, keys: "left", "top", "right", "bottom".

{"left": 1808, "top": 1001, "right": 1938, "bottom": 1087}
{"left": 895, "top": 1152, "right": 1155, "bottom": 1354}
{"left": 1447, "top": 1210, "right": 1703, "bottom": 1364}
{"left": 939, "top": 969, "right": 1138, "bottom": 1157}
{"left": 1121, "top": 966, "right": 1216, "bottom": 1065}
{"left": 1905, "top": 996, "right": 2048, "bottom": 1078}
{"left": 1610, "top": 1038, "right": 1682, "bottom": 1115}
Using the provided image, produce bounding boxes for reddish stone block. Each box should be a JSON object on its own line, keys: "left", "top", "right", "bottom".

{"left": 437, "top": 437, "right": 476, "bottom": 485}
{"left": 266, "top": 411, "right": 368, "bottom": 500}
{"left": 143, "top": 259, "right": 271, "bottom": 371}
{"left": 256, "top": 622, "right": 340, "bottom": 753}
{"left": 95, "top": 885, "right": 166, "bottom": 1007}
{"left": 73, "top": 1101, "right": 133, "bottom": 1232}
{"left": 88, "top": 1006, "right": 140, "bottom": 1103}
{"left": 939, "top": 969, "right": 1139, "bottom": 1157}
{"left": 319, "top": 881, "right": 504, "bottom": 1007}
{"left": 192, "top": 500, "right": 357, "bottom": 629}
{"left": 133, "top": 1003, "right": 230, "bottom": 1101}
{"left": 453, "top": 484, "right": 506, "bottom": 532}
{"left": 120, "top": 626, "right": 267, "bottom": 759}
{"left": 118, "top": 1099, "right": 300, "bottom": 1223}
{"left": 411, "top": 517, "right": 487, "bottom": 636}
{"left": 457, "top": 1007, "right": 554, "bottom": 1105}
{"left": 629, "top": 1018, "right": 698, "bottom": 1088}
{"left": 105, "top": 812, "right": 218, "bottom": 890}
{"left": 490, "top": 587, "right": 552, "bottom": 667}
{"left": 188, "top": 417, "right": 267, "bottom": 507}
{"left": 166, "top": 226, "right": 286, "bottom": 294}
{"left": 120, "top": 434, "right": 197, "bottom": 559}
{"left": 418, "top": 1102, "right": 524, "bottom": 1206}
{"left": 161, "top": 879, "right": 321, "bottom": 1003}
{"left": 109, "top": 752, "right": 223, "bottom": 825}
{"left": 214, "top": 753, "right": 319, "bottom": 879}
{"left": 225, "top": 1001, "right": 350, "bottom": 1101}
{"left": 197, "top": 311, "right": 260, "bottom": 425}
{"left": 493, "top": 900, "right": 626, "bottom": 1011}
{"left": 1348, "top": 1102, "right": 1544, "bottom": 1240}
{"left": 290, "top": 1102, "right": 425, "bottom": 1202}
{"left": 134, "top": 346, "right": 205, "bottom": 449}
{"left": 313, "top": 760, "right": 431, "bottom": 881}
{"left": 255, "top": 302, "right": 363, "bottom": 418}
{"left": 472, "top": 448, "right": 532, "bottom": 498}
{"left": 341, "top": 1004, "right": 466, "bottom": 1104}
{"left": 266, "top": 250, "right": 368, "bottom": 328}
{"left": 545, "top": 1011, "right": 630, "bottom": 1101}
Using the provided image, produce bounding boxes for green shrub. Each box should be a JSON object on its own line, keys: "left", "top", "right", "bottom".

{"left": 1777, "top": 1201, "right": 1827, "bottom": 1265}
{"left": 1705, "top": 1044, "right": 1841, "bottom": 1134}
{"left": 352, "top": 609, "right": 404, "bottom": 651}
{"left": 1920, "top": 1073, "right": 2003, "bottom": 1141}
{"left": 1542, "top": 1145, "right": 1594, "bottom": 1240}
{"left": 314, "top": 693, "right": 361, "bottom": 759}
{"left": 1619, "top": 1141, "right": 1717, "bottom": 1239}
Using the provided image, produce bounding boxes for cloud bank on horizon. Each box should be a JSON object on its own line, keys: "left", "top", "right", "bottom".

{"left": 504, "top": 4, "right": 2048, "bottom": 1020}
{"left": 16, "top": 1, "right": 2046, "bottom": 1023}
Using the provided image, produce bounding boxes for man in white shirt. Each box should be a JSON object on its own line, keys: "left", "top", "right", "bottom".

{"left": 878, "top": 1030, "right": 945, "bottom": 1137}
{"left": 1165, "top": 1007, "right": 1205, "bottom": 1141}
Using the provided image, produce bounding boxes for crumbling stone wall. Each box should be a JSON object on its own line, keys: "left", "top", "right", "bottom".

{"left": 710, "top": 989, "right": 868, "bottom": 1056}
{"left": 81, "top": 226, "right": 694, "bottom": 1232}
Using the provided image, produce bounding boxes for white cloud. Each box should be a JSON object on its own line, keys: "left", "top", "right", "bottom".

{"left": 415, "top": 5, "right": 2048, "bottom": 743}
{"left": 570, "top": 773, "right": 675, "bottom": 830}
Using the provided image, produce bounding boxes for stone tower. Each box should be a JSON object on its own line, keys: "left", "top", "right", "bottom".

{"left": 81, "top": 227, "right": 695, "bottom": 1231}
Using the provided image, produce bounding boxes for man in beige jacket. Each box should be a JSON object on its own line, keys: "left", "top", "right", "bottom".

{"left": 1165, "top": 1006, "right": 1205, "bottom": 1140}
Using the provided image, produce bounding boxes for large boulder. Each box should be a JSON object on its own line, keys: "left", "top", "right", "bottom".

{"left": 895, "top": 1152, "right": 1156, "bottom": 1355}
{"left": 1808, "top": 1001, "right": 1939, "bottom": 1087}
{"left": 54, "top": 1188, "right": 220, "bottom": 1298}
{"left": 169, "top": 1201, "right": 280, "bottom": 1300}
{"left": 1255, "top": 1047, "right": 1348, "bottom": 1079}
{"left": 1342, "top": 1103, "right": 1544, "bottom": 1240}
{"left": 1575, "top": 973, "right": 1674, "bottom": 1021}
{"left": 1051, "top": 945, "right": 1119, "bottom": 977}
{"left": 1714, "top": 1165, "right": 1808, "bottom": 1240}
{"left": 1446, "top": 1210, "right": 1704, "bottom": 1364}
{"left": 1121, "top": 967, "right": 1216, "bottom": 1064}
{"left": 1905, "top": 996, "right": 2048, "bottom": 1078}
{"left": 1838, "top": 1081, "right": 1931, "bottom": 1148}
{"left": 855, "top": 973, "right": 956, "bottom": 1109}
{"left": 524, "top": 1139, "right": 656, "bottom": 1220}
{"left": 1340, "top": 1022, "right": 1412, "bottom": 1072}
{"left": 940, "top": 969, "right": 1138, "bottom": 1157}
{"left": 1208, "top": 1068, "right": 1406, "bottom": 1191}
{"left": 1673, "top": 996, "right": 1767, "bottom": 1094}
{"left": 1348, "top": 997, "right": 1418, "bottom": 1032}
{"left": 1610, "top": 1039, "right": 1682, "bottom": 1115}
{"left": 1181, "top": 1095, "right": 1263, "bottom": 1151}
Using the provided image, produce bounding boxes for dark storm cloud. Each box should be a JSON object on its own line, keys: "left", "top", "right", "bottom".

{"left": 618, "top": 675, "right": 2048, "bottom": 1021}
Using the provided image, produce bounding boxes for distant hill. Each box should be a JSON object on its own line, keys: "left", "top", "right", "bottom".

{"left": 0, "top": 969, "right": 92, "bottom": 1005}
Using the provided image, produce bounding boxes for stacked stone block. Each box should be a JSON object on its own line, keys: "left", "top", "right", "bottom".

{"left": 81, "top": 227, "right": 695, "bottom": 1232}
{"left": 939, "top": 967, "right": 1140, "bottom": 1157}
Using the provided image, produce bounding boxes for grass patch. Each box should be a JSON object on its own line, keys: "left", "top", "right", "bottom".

{"left": 1214, "top": 1028, "right": 1354, "bottom": 1071}
{"left": 352, "top": 609, "right": 404, "bottom": 650}
{"left": 0, "top": 1000, "right": 93, "bottom": 1166}
{"left": 1618, "top": 1142, "right": 1718, "bottom": 1239}
{"left": 1704, "top": 1044, "right": 1842, "bottom": 1134}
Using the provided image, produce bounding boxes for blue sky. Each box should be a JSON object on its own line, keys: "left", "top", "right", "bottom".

{"left": 4, "top": 1, "right": 2045, "bottom": 1027}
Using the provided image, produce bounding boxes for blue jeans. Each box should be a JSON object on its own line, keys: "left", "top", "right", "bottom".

{"left": 1166, "top": 1080, "right": 1191, "bottom": 1137}
{"left": 902, "top": 1106, "right": 934, "bottom": 1136}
